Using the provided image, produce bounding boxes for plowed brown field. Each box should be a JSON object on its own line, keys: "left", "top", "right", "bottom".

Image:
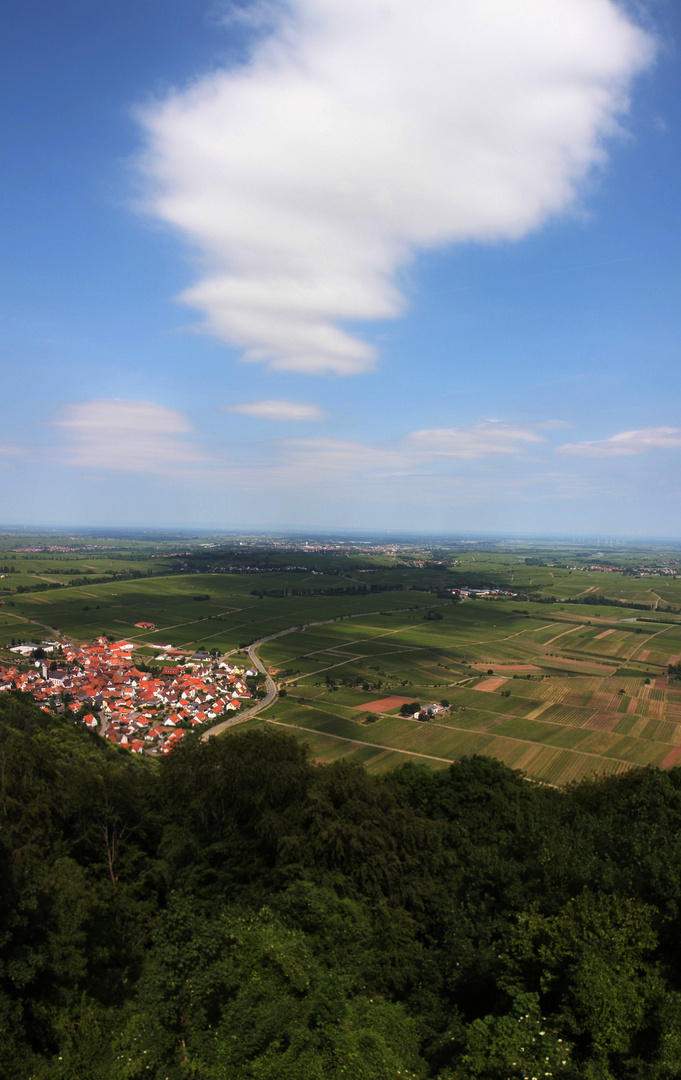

{"left": 354, "top": 696, "right": 418, "bottom": 712}
{"left": 475, "top": 677, "right": 509, "bottom": 692}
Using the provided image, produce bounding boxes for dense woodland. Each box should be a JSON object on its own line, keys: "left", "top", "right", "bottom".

{"left": 3, "top": 693, "right": 681, "bottom": 1078}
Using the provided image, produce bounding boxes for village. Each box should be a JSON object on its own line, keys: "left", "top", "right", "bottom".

{"left": 0, "top": 636, "right": 258, "bottom": 754}
{"left": 568, "top": 562, "right": 679, "bottom": 576}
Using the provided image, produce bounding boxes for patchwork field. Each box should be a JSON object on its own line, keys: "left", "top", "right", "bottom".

{"left": 4, "top": 532, "right": 681, "bottom": 785}
{"left": 248, "top": 595, "right": 681, "bottom": 784}
{"left": 245, "top": 665, "right": 680, "bottom": 784}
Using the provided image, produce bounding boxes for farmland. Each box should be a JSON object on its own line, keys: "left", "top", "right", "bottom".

{"left": 4, "top": 529, "right": 681, "bottom": 784}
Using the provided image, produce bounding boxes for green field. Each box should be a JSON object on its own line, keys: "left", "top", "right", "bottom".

{"left": 4, "top": 530, "right": 681, "bottom": 784}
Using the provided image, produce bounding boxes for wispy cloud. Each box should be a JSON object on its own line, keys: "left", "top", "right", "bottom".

{"left": 275, "top": 437, "right": 407, "bottom": 482}
{"left": 273, "top": 421, "right": 553, "bottom": 483}
{"left": 0, "top": 445, "right": 24, "bottom": 469}
{"left": 137, "top": 0, "right": 653, "bottom": 375}
{"left": 51, "top": 401, "right": 681, "bottom": 515}
{"left": 210, "top": 0, "right": 281, "bottom": 32}
{"left": 228, "top": 399, "right": 327, "bottom": 421}
{"left": 407, "top": 421, "right": 545, "bottom": 458}
{"left": 558, "top": 426, "right": 681, "bottom": 457}
{"left": 53, "top": 405, "right": 552, "bottom": 487}
{"left": 55, "top": 399, "right": 209, "bottom": 473}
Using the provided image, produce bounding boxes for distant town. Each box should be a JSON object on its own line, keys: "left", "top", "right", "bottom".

{"left": 568, "top": 563, "right": 679, "bottom": 577}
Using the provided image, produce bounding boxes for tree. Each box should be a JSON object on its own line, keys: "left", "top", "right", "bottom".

{"left": 443, "top": 992, "right": 576, "bottom": 1080}
{"left": 500, "top": 893, "right": 660, "bottom": 1074}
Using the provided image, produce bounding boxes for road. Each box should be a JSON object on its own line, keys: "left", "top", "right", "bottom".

{"left": 199, "top": 603, "right": 451, "bottom": 740}
{"left": 201, "top": 636, "right": 280, "bottom": 740}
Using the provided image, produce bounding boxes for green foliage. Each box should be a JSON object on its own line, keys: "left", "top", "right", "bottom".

{"left": 6, "top": 691, "right": 681, "bottom": 1076}
{"left": 501, "top": 894, "right": 660, "bottom": 1073}
{"left": 444, "top": 992, "right": 577, "bottom": 1079}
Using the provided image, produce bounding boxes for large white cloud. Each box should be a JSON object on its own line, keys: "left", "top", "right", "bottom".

{"left": 137, "top": 0, "right": 653, "bottom": 375}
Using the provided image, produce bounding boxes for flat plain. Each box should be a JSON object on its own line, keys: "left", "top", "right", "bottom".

{"left": 4, "top": 532, "right": 681, "bottom": 784}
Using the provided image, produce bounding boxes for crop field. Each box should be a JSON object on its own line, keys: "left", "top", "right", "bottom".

{"left": 248, "top": 641, "right": 681, "bottom": 783}
{"left": 5, "top": 532, "right": 681, "bottom": 785}
{"left": 248, "top": 594, "right": 681, "bottom": 783}
{"left": 357, "top": 695, "right": 418, "bottom": 712}
{"left": 1, "top": 574, "right": 438, "bottom": 655}
{"left": 244, "top": 697, "right": 662, "bottom": 783}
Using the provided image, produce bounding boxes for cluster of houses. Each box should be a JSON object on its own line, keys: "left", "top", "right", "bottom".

{"left": 450, "top": 587, "right": 517, "bottom": 598}
{"left": 0, "top": 637, "right": 257, "bottom": 754}
{"left": 568, "top": 563, "right": 626, "bottom": 574}
{"left": 414, "top": 702, "right": 448, "bottom": 720}
{"left": 569, "top": 563, "right": 678, "bottom": 578}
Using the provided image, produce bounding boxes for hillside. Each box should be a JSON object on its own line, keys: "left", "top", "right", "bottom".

{"left": 3, "top": 691, "right": 681, "bottom": 1078}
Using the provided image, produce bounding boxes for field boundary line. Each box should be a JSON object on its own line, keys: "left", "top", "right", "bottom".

{"left": 544, "top": 624, "right": 586, "bottom": 646}
{"left": 262, "top": 717, "right": 457, "bottom": 764}
{"left": 279, "top": 701, "right": 638, "bottom": 768}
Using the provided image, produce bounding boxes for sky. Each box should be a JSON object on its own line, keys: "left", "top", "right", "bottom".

{"left": 1, "top": 0, "right": 680, "bottom": 537}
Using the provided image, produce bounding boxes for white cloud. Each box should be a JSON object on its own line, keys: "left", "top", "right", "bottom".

{"left": 272, "top": 420, "right": 551, "bottom": 483}
{"left": 52, "top": 402, "right": 548, "bottom": 484}
{"left": 275, "top": 437, "right": 406, "bottom": 480}
{"left": 407, "top": 421, "right": 545, "bottom": 458}
{"left": 137, "top": 0, "right": 653, "bottom": 375}
{"left": 558, "top": 426, "right": 681, "bottom": 457}
{"left": 228, "top": 399, "right": 327, "bottom": 420}
{"left": 55, "top": 399, "right": 209, "bottom": 473}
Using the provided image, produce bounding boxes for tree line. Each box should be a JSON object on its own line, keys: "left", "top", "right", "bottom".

{"left": 250, "top": 583, "right": 405, "bottom": 598}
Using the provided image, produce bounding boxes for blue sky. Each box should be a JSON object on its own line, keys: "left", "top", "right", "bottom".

{"left": 2, "top": 0, "right": 680, "bottom": 536}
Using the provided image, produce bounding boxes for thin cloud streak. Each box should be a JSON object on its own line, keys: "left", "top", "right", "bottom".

{"left": 271, "top": 421, "right": 555, "bottom": 483}
{"left": 558, "top": 426, "right": 681, "bottom": 456}
{"left": 137, "top": 0, "right": 654, "bottom": 375}
{"left": 228, "top": 400, "right": 328, "bottom": 421}
{"left": 407, "top": 422, "right": 545, "bottom": 458}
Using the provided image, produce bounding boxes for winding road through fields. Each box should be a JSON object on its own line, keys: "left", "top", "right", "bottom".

{"left": 199, "top": 605, "right": 430, "bottom": 740}
{"left": 201, "top": 636, "right": 281, "bottom": 740}
{"left": 199, "top": 621, "right": 323, "bottom": 739}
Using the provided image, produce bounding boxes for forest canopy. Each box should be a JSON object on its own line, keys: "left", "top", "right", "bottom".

{"left": 2, "top": 690, "right": 681, "bottom": 1079}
